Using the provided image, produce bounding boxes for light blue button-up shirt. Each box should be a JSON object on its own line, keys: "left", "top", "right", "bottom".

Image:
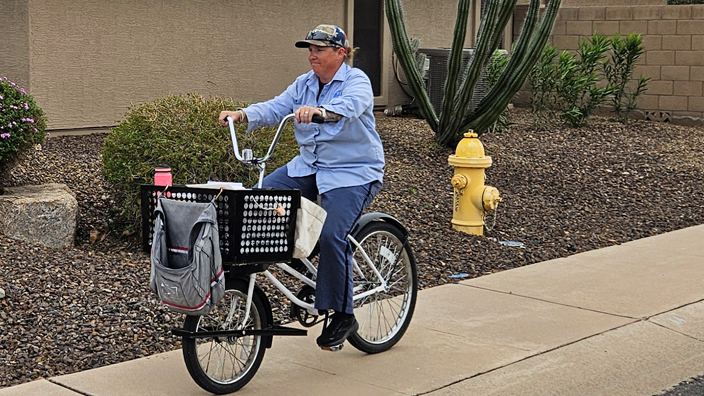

{"left": 242, "top": 63, "right": 384, "bottom": 194}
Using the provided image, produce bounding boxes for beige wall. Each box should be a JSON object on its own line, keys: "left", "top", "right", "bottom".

{"left": 12, "top": 1, "right": 697, "bottom": 130}
{"left": 0, "top": 0, "right": 30, "bottom": 89}
{"left": 5, "top": 0, "right": 485, "bottom": 130}
{"left": 3, "top": 0, "right": 515, "bottom": 130}
{"left": 400, "top": 0, "right": 478, "bottom": 48}
{"left": 15, "top": 0, "right": 342, "bottom": 129}
{"left": 547, "top": 4, "right": 704, "bottom": 125}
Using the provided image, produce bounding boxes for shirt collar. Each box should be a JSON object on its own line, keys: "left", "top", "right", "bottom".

{"left": 330, "top": 62, "right": 349, "bottom": 82}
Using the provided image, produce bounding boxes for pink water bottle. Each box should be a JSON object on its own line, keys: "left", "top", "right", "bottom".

{"left": 154, "top": 164, "right": 172, "bottom": 186}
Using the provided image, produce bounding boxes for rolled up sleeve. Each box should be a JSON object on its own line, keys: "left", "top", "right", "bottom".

{"left": 323, "top": 72, "right": 374, "bottom": 121}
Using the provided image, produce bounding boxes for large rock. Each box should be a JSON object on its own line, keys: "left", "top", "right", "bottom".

{"left": 0, "top": 183, "right": 77, "bottom": 248}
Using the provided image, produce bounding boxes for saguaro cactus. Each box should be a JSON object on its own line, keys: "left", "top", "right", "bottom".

{"left": 386, "top": 0, "right": 562, "bottom": 146}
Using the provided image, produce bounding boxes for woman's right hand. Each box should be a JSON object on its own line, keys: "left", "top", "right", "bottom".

{"left": 218, "top": 110, "right": 243, "bottom": 126}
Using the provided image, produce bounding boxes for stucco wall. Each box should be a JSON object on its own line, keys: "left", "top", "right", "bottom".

{"left": 7, "top": 1, "right": 699, "bottom": 130}
{"left": 5, "top": 0, "right": 489, "bottom": 130}
{"left": 23, "top": 0, "right": 342, "bottom": 129}
{"left": 0, "top": 0, "right": 30, "bottom": 89}
{"left": 400, "top": 0, "right": 478, "bottom": 48}
{"left": 547, "top": 4, "right": 704, "bottom": 125}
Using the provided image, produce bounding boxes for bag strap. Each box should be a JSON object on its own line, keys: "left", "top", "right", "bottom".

{"left": 154, "top": 195, "right": 166, "bottom": 220}
{"left": 187, "top": 201, "right": 219, "bottom": 262}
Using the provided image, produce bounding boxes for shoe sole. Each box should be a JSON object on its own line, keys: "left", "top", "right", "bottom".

{"left": 320, "top": 344, "right": 344, "bottom": 352}
{"left": 317, "top": 321, "right": 359, "bottom": 348}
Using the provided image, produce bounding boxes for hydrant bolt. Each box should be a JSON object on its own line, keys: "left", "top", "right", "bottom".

{"left": 451, "top": 174, "right": 469, "bottom": 195}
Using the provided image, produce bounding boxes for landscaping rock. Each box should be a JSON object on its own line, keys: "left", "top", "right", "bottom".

{"left": 1, "top": 109, "right": 703, "bottom": 388}
{"left": 0, "top": 183, "right": 77, "bottom": 248}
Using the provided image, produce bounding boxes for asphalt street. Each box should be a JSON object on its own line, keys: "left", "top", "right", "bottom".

{"left": 655, "top": 375, "right": 704, "bottom": 396}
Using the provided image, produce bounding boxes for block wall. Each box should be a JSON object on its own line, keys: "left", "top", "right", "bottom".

{"left": 519, "top": 4, "right": 704, "bottom": 126}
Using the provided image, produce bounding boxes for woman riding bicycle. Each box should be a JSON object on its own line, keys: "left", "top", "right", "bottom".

{"left": 218, "top": 24, "right": 384, "bottom": 349}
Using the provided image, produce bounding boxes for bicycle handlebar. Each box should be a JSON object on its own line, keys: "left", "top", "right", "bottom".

{"left": 226, "top": 113, "right": 324, "bottom": 165}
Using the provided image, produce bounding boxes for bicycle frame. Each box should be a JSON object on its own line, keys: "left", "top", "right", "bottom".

{"left": 226, "top": 114, "right": 389, "bottom": 330}
{"left": 239, "top": 233, "right": 389, "bottom": 323}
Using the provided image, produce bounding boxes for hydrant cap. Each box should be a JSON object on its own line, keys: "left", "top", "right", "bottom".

{"left": 454, "top": 130, "right": 485, "bottom": 158}
{"left": 482, "top": 186, "right": 502, "bottom": 211}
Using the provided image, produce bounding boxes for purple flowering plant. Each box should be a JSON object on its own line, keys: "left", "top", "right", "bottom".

{"left": 0, "top": 76, "right": 47, "bottom": 185}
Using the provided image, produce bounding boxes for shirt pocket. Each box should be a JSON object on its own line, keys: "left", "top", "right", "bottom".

{"left": 319, "top": 117, "right": 345, "bottom": 138}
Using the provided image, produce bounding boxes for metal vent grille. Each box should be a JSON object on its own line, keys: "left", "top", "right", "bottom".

{"left": 418, "top": 48, "right": 490, "bottom": 116}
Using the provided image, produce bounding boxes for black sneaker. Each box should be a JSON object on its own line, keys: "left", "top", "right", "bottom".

{"left": 316, "top": 312, "right": 359, "bottom": 348}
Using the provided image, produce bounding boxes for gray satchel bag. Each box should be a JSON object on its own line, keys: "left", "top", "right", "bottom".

{"left": 149, "top": 196, "right": 225, "bottom": 316}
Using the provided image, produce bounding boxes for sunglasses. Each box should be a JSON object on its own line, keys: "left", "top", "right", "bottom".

{"left": 305, "top": 29, "right": 342, "bottom": 48}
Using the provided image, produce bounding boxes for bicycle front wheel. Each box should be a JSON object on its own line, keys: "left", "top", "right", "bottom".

{"left": 181, "top": 279, "right": 268, "bottom": 394}
{"left": 348, "top": 221, "right": 418, "bottom": 354}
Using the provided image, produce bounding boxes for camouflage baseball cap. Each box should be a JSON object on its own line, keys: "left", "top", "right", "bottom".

{"left": 295, "top": 25, "right": 349, "bottom": 50}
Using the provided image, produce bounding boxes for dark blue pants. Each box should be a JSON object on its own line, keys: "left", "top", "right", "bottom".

{"left": 263, "top": 166, "right": 381, "bottom": 314}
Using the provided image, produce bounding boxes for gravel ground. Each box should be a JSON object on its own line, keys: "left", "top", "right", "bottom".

{"left": 1, "top": 108, "right": 704, "bottom": 388}
{"left": 656, "top": 375, "right": 704, "bottom": 396}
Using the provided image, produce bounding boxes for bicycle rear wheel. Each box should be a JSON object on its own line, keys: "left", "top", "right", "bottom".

{"left": 182, "top": 279, "right": 268, "bottom": 394}
{"left": 347, "top": 221, "right": 418, "bottom": 354}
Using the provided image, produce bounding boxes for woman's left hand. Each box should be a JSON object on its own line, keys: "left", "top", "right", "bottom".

{"left": 295, "top": 106, "right": 322, "bottom": 124}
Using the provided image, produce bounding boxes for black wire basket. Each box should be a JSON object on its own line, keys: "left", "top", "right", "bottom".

{"left": 141, "top": 185, "right": 300, "bottom": 264}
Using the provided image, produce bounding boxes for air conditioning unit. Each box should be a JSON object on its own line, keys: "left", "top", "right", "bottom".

{"left": 418, "top": 47, "right": 491, "bottom": 116}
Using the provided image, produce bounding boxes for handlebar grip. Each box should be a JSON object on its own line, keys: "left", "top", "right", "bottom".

{"left": 311, "top": 115, "right": 325, "bottom": 124}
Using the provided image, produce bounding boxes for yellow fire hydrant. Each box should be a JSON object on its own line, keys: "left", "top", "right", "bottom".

{"left": 448, "top": 131, "right": 501, "bottom": 236}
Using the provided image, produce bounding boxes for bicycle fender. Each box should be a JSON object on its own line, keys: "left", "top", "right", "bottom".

{"left": 228, "top": 277, "right": 275, "bottom": 349}
{"left": 350, "top": 212, "right": 410, "bottom": 239}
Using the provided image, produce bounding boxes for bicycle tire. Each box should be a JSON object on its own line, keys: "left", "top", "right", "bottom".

{"left": 182, "top": 278, "right": 268, "bottom": 394}
{"left": 347, "top": 221, "right": 418, "bottom": 354}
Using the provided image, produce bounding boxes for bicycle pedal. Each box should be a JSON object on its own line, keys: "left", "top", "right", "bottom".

{"left": 320, "top": 344, "right": 344, "bottom": 352}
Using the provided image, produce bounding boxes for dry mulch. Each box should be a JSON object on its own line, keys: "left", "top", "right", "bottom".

{"left": 1, "top": 108, "right": 703, "bottom": 388}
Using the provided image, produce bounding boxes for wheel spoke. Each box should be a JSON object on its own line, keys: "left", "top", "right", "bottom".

{"left": 183, "top": 286, "right": 265, "bottom": 392}
{"left": 386, "top": 275, "right": 408, "bottom": 294}
{"left": 381, "top": 297, "right": 401, "bottom": 325}
{"left": 199, "top": 341, "right": 216, "bottom": 370}
{"left": 349, "top": 224, "right": 416, "bottom": 351}
{"left": 226, "top": 341, "right": 245, "bottom": 374}
{"left": 375, "top": 294, "right": 384, "bottom": 340}
{"left": 387, "top": 264, "right": 406, "bottom": 284}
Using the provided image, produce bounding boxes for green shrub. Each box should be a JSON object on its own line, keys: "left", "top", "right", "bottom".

{"left": 555, "top": 34, "right": 614, "bottom": 127}
{"left": 527, "top": 33, "right": 649, "bottom": 128}
{"left": 0, "top": 77, "right": 47, "bottom": 188}
{"left": 528, "top": 45, "right": 559, "bottom": 130}
{"left": 101, "top": 93, "right": 298, "bottom": 233}
{"left": 603, "top": 33, "right": 650, "bottom": 124}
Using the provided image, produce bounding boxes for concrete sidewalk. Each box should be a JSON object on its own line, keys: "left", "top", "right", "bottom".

{"left": 3, "top": 225, "right": 704, "bottom": 396}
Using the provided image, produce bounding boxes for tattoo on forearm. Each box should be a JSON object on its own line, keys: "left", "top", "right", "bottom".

{"left": 325, "top": 111, "right": 342, "bottom": 122}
